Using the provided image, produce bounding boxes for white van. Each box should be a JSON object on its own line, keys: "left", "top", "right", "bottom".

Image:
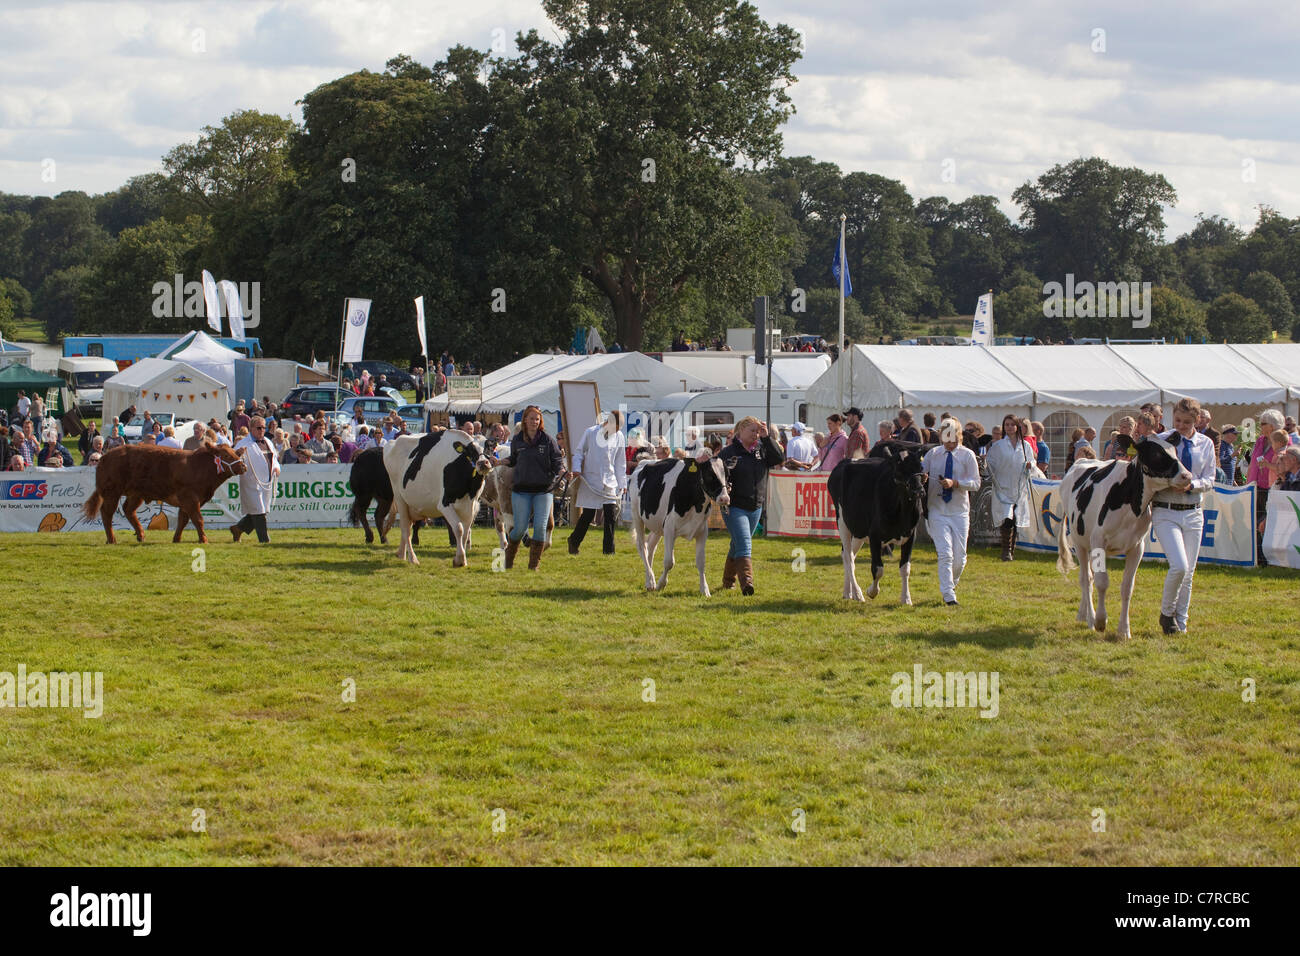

{"left": 634, "top": 388, "right": 809, "bottom": 449}
{"left": 57, "top": 357, "right": 120, "bottom": 416}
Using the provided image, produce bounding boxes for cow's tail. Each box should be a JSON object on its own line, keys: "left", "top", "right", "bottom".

{"left": 347, "top": 495, "right": 367, "bottom": 528}
{"left": 83, "top": 490, "right": 103, "bottom": 520}
{"left": 1055, "top": 505, "right": 1075, "bottom": 574}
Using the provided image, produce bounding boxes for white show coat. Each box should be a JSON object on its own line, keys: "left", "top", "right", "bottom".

{"left": 571, "top": 423, "right": 627, "bottom": 510}
{"left": 234, "top": 434, "right": 281, "bottom": 515}
{"left": 985, "top": 437, "right": 1034, "bottom": 527}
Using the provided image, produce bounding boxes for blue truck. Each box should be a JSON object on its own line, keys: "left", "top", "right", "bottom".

{"left": 63, "top": 333, "right": 262, "bottom": 369}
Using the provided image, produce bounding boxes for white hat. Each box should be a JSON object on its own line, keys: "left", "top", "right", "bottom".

{"left": 790, "top": 422, "right": 806, "bottom": 435}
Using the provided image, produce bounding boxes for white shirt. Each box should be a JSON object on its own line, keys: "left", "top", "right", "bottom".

{"left": 786, "top": 433, "right": 817, "bottom": 464}
{"left": 922, "top": 444, "right": 981, "bottom": 517}
{"left": 157, "top": 436, "right": 182, "bottom": 449}
{"left": 571, "top": 424, "right": 627, "bottom": 508}
{"left": 1154, "top": 429, "right": 1216, "bottom": 504}
{"left": 16, "top": 396, "right": 30, "bottom": 416}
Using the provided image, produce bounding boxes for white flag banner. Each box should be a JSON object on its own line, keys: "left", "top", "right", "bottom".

{"left": 341, "top": 298, "right": 372, "bottom": 363}
{"left": 219, "top": 280, "right": 245, "bottom": 342}
{"left": 972, "top": 293, "right": 992, "bottom": 346}
{"left": 201, "top": 270, "right": 222, "bottom": 333}
{"left": 1263, "top": 489, "right": 1300, "bottom": 569}
{"left": 414, "top": 295, "right": 427, "bottom": 359}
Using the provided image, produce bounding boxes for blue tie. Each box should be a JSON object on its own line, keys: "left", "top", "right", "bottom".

{"left": 942, "top": 451, "right": 953, "bottom": 502}
{"left": 1179, "top": 438, "right": 1193, "bottom": 473}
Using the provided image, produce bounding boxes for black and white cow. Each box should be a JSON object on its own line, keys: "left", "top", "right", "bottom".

{"left": 347, "top": 446, "right": 422, "bottom": 546}
{"left": 383, "top": 429, "right": 492, "bottom": 566}
{"left": 1056, "top": 434, "right": 1192, "bottom": 639}
{"left": 828, "top": 440, "right": 930, "bottom": 604}
{"left": 630, "top": 455, "right": 730, "bottom": 596}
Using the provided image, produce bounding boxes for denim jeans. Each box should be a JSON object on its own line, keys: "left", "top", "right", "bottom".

{"left": 510, "top": 490, "right": 553, "bottom": 542}
{"left": 724, "top": 505, "right": 761, "bottom": 558}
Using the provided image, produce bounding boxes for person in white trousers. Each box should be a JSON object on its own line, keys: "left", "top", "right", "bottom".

{"left": 921, "top": 419, "right": 982, "bottom": 606}
{"left": 1153, "top": 397, "right": 1216, "bottom": 634}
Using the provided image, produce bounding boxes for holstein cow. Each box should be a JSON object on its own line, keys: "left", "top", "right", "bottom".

{"left": 84, "top": 442, "right": 247, "bottom": 543}
{"left": 347, "top": 446, "right": 422, "bottom": 546}
{"left": 630, "top": 453, "right": 730, "bottom": 596}
{"left": 383, "top": 429, "right": 492, "bottom": 566}
{"left": 828, "top": 440, "right": 930, "bottom": 604}
{"left": 1056, "top": 434, "right": 1192, "bottom": 639}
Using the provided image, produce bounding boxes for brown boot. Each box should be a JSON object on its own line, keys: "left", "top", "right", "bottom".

{"left": 739, "top": 557, "right": 754, "bottom": 596}
{"left": 528, "top": 541, "right": 545, "bottom": 570}
{"left": 721, "top": 557, "right": 738, "bottom": 590}
{"left": 999, "top": 524, "right": 1013, "bottom": 561}
{"left": 505, "top": 539, "right": 521, "bottom": 569}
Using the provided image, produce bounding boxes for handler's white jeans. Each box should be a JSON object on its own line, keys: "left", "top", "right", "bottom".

{"left": 927, "top": 512, "right": 968, "bottom": 603}
{"left": 1152, "top": 505, "right": 1204, "bottom": 630}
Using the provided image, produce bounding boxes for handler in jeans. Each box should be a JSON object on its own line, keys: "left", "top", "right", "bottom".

{"left": 494, "top": 404, "right": 564, "bottom": 570}
{"left": 718, "top": 416, "right": 784, "bottom": 595}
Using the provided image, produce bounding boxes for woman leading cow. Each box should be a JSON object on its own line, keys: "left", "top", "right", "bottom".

{"left": 494, "top": 405, "right": 564, "bottom": 571}
{"left": 718, "top": 416, "right": 784, "bottom": 595}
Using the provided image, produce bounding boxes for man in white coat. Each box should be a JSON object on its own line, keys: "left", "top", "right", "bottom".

{"left": 567, "top": 409, "right": 628, "bottom": 555}
{"left": 231, "top": 416, "right": 281, "bottom": 543}
{"left": 985, "top": 413, "right": 1035, "bottom": 561}
{"left": 922, "top": 419, "right": 982, "bottom": 606}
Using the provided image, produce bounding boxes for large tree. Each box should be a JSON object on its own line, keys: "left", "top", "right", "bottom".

{"left": 499, "top": 0, "right": 802, "bottom": 350}
{"left": 20, "top": 192, "right": 109, "bottom": 293}
{"left": 1013, "top": 157, "right": 1176, "bottom": 285}
{"left": 79, "top": 216, "right": 212, "bottom": 333}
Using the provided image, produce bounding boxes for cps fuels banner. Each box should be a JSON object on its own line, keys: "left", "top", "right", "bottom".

{"left": 0, "top": 465, "right": 356, "bottom": 533}
{"left": 1021, "top": 477, "right": 1257, "bottom": 567}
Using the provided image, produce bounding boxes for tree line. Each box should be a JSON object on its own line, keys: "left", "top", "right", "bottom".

{"left": 1, "top": 0, "right": 1297, "bottom": 364}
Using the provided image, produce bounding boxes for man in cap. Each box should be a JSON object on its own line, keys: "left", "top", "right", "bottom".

{"left": 1218, "top": 424, "right": 1239, "bottom": 482}
{"left": 921, "top": 418, "right": 981, "bottom": 606}
{"left": 843, "top": 407, "right": 870, "bottom": 459}
{"left": 783, "top": 422, "right": 817, "bottom": 469}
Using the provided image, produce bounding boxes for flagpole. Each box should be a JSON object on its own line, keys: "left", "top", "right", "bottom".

{"left": 334, "top": 299, "right": 347, "bottom": 416}
{"left": 837, "top": 212, "right": 846, "bottom": 409}
{"left": 988, "top": 288, "right": 994, "bottom": 343}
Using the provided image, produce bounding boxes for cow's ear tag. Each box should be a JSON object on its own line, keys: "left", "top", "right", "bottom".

{"left": 454, "top": 442, "right": 465, "bottom": 454}
{"left": 688, "top": 463, "right": 698, "bottom": 473}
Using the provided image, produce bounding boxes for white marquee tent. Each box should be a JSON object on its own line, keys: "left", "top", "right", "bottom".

{"left": 1107, "top": 344, "right": 1288, "bottom": 409}
{"left": 431, "top": 352, "right": 714, "bottom": 424}
{"left": 1228, "top": 343, "right": 1300, "bottom": 414}
{"left": 102, "top": 358, "right": 231, "bottom": 425}
{"left": 157, "top": 330, "right": 241, "bottom": 394}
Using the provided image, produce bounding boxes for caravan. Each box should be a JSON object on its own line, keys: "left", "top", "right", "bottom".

{"left": 637, "top": 388, "right": 809, "bottom": 448}
{"left": 57, "top": 357, "right": 120, "bottom": 415}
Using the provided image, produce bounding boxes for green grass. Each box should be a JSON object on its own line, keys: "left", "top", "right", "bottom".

{"left": 7, "top": 317, "right": 46, "bottom": 343}
{"left": 1, "top": 530, "right": 1297, "bottom": 865}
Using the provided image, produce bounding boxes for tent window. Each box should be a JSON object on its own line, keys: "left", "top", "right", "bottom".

{"left": 1043, "top": 411, "right": 1089, "bottom": 474}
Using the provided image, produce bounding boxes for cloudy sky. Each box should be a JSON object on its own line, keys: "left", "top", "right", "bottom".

{"left": 2, "top": 0, "right": 1296, "bottom": 238}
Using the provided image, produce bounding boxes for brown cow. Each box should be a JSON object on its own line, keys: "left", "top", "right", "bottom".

{"left": 83, "top": 442, "right": 248, "bottom": 544}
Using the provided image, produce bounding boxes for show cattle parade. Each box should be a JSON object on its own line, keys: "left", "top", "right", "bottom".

{"left": 0, "top": 0, "right": 1296, "bottom": 923}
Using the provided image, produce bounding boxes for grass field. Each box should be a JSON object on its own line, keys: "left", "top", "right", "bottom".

{"left": 1, "top": 529, "right": 1297, "bottom": 865}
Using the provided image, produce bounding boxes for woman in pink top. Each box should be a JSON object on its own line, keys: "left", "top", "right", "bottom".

{"left": 815, "top": 414, "right": 848, "bottom": 471}
{"left": 1247, "top": 410, "right": 1286, "bottom": 488}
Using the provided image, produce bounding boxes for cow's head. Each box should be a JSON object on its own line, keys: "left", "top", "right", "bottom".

{"left": 1112, "top": 433, "right": 1194, "bottom": 514}
{"left": 872, "top": 440, "right": 929, "bottom": 518}
{"left": 213, "top": 443, "right": 248, "bottom": 477}
{"left": 696, "top": 452, "right": 731, "bottom": 508}
{"left": 449, "top": 430, "right": 492, "bottom": 476}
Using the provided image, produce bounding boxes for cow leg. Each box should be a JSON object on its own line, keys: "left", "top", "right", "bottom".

{"left": 634, "top": 519, "right": 657, "bottom": 590}
{"left": 1115, "top": 542, "right": 1144, "bottom": 640}
{"left": 441, "top": 502, "right": 468, "bottom": 567}
{"left": 395, "top": 500, "right": 417, "bottom": 565}
{"left": 378, "top": 498, "right": 395, "bottom": 545}
{"left": 695, "top": 532, "right": 710, "bottom": 597}
{"left": 656, "top": 519, "right": 675, "bottom": 592}
{"left": 838, "top": 516, "right": 864, "bottom": 601}
{"left": 123, "top": 496, "right": 146, "bottom": 541}
{"left": 1089, "top": 537, "right": 1110, "bottom": 634}
{"left": 545, "top": 510, "right": 555, "bottom": 549}
{"left": 1075, "top": 547, "right": 1096, "bottom": 627}
{"left": 173, "top": 507, "right": 189, "bottom": 542}
{"left": 100, "top": 496, "right": 118, "bottom": 544}
{"left": 866, "top": 538, "right": 885, "bottom": 600}
{"left": 898, "top": 536, "right": 914, "bottom": 606}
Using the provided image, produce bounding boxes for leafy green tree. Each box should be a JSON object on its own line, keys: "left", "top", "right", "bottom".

{"left": 33, "top": 264, "right": 94, "bottom": 341}
{"left": 0, "top": 206, "right": 31, "bottom": 282}
{"left": 0, "top": 288, "right": 14, "bottom": 341}
{"left": 1146, "top": 285, "right": 1207, "bottom": 342}
{"left": 1241, "top": 269, "right": 1295, "bottom": 332}
{"left": 1013, "top": 157, "right": 1176, "bottom": 285}
{"left": 79, "top": 216, "right": 212, "bottom": 333}
{"left": 994, "top": 282, "right": 1051, "bottom": 339}
{"left": 0, "top": 277, "right": 32, "bottom": 319}
{"left": 1206, "top": 292, "right": 1270, "bottom": 343}
{"left": 96, "top": 173, "right": 169, "bottom": 237}
{"left": 499, "top": 0, "right": 802, "bottom": 350}
{"left": 20, "top": 192, "right": 109, "bottom": 292}
{"left": 786, "top": 287, "right": 869, "bottom": 343}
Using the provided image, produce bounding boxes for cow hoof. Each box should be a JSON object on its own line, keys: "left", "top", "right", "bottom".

{"left": 866, "top": 589, "right": 878, "bottom": 601}
{"left": 900, "top": 599, "right": 912, "bottom": 606}
{"left": 1115, "top": 630, "right": 1131, "bottom": 641}
{"left": 1094, "top": 617, "right": 1107, "bottom": 633}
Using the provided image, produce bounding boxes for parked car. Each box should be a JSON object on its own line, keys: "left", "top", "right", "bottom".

{"left": 396, "top": 404, "right": 428, "bottom": 433}
{"left": 333, "top": 396, "right": 399, "bottom": 428}
{"left": 378, "top": 386, "right": 406, "bottom": 404}
{"left": 342, "top": 361, "right": 417, "bottom": 391}
{"left": 279, "top": 385, "right": 356, "bottom": 419}
{"left": 123, "top": 412, "right": 189, "bottom": 443}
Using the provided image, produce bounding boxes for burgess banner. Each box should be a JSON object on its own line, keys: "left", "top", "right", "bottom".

{"left": 0, "top": 465, "right": 357, "bottom": 534}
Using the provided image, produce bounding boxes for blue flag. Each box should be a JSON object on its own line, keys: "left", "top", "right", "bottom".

{"left": 832, "top": 233, "right": 852, "bottom": 295}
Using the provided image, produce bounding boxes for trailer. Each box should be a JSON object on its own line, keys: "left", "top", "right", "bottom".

{"left": 63, "top": 333, "right": 262, "bottom": 369}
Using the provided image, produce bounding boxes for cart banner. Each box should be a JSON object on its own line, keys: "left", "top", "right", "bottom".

{"left": 766, "top": 472, "right": 838, "bottom": 538}
{"left": 0, "top": 465, "right": 356, "bottom": 533}
{"left": 1021, "top": 477, "right": 1257, "bottom": 567}
{"left": 1262, "top": 489, "right": 1300, "bottom": 570}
